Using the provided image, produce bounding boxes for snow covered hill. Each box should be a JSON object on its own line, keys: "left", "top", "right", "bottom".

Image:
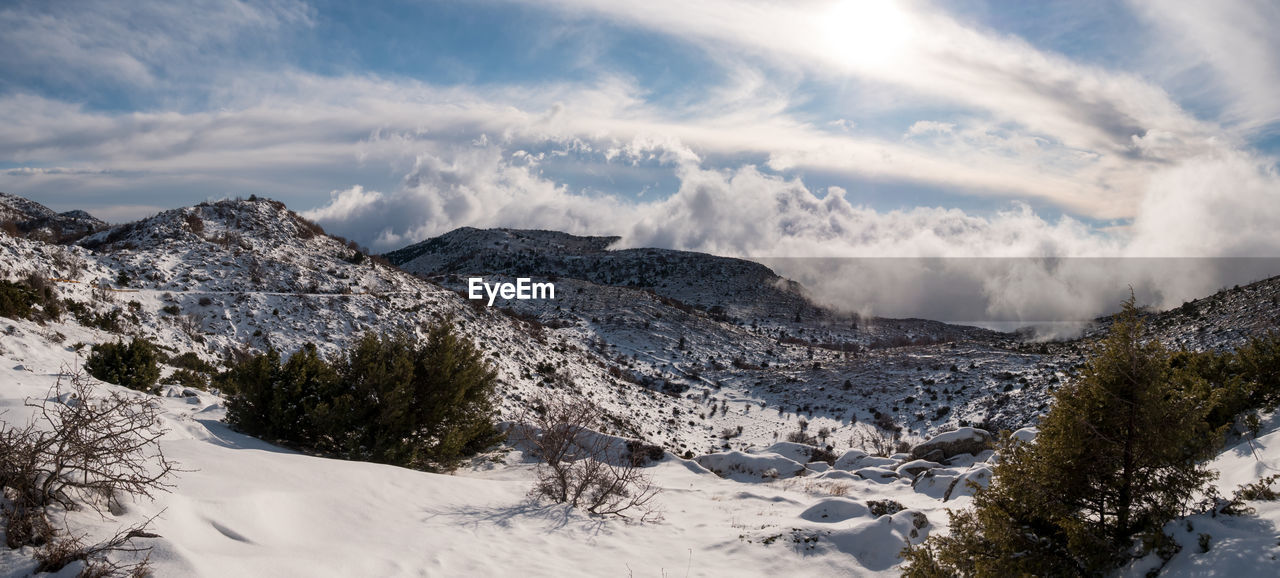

{"left": 0, "top": 193, "right": 106, "bottom": 243}
{"left": 387, "top": 226, "right": 997, "bottom": 347}
{"left": 4, "top": 315, "right": 1280, "bottom": 577}
{"left": 3, "top": 191, "right": 1280, "bottom": 576}
{"left": 386, "top": 226, "right": 815, "bottom": 324}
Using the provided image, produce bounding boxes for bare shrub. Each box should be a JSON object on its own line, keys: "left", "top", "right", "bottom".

{"left": 809, "top": 445, "right": 838, "bottom": 465}
{"left": 247, "top": 258, "right": 266, "bottom": 288}
{"left": 174, "top": 313, "right": 202, "bottom": 339}
{"left": 517, "top": 393, "right": 661, "bottom": 520}
{"left": 786, "top": 430, "right": 817, "bottom": 445}
{"left": 91, "top": 281, "right": 114, "bottom": 302}
{"left": 0, "top": 367, "right": 177, "bottom": 573}
{"left": 34, "top": 517, "right": 159, "bottom": 576}
{"left": 184, "top": 212, "right": 204, "bottom": 235}
{"left": 856, "top": 428, "right": 901, "bottom": 458}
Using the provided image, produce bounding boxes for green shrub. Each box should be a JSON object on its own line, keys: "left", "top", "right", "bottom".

{"left": 1167, "top": 332, "right": 1280, "bottom": 444}
{"left": 170, "top": 351, "right": 217, "bottom": 373}
{"left": 902, "top": 296, "right": 1218, "bottom": 576}
{"left": 0, "top": 280, "right": 37, "bottom": 319}
{"left": 84, "top": 337, "right": 162, "bottom": 392}
{"left": 169, "top": 368, "right": 209, "bottom": 390}
{"left": 224, "top": 320, "right": 502, "bottom": 471}
{"left": 1234, "top": 473, "right": 1280, "bottom": 502}
{"left": 0, "top": 279, "right": 60, "bottom": 322}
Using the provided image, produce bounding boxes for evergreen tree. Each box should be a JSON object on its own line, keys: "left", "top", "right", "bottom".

{"left": 223, "top": 321, "right": 501, "bottom": 471}
{"left": 270, "top": 343, "right": 336, "bottom": 446}
{"left": 903, "top": 295, "right": 1217, "bottom": 575}
{"left": 84, "top": 337, "right": 161, "bottom": 392}
{"left": 408, "top": 321, "right": 503, "bottom": 470}
{"left": 223, "top": 348, "right": 282, "bottom": 438}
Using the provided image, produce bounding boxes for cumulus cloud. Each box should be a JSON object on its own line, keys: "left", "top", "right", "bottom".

{"left": 302, "top": 144, "right": 630, "bottom": 249}
{"left": 301, "top": 136, "right": 1279, "bottom": 330}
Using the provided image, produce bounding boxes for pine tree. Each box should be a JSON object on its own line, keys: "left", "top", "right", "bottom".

{"left": 409, "top": 321, "right": 502, "bottom": 470}
{"left": 903, "top": 295, "right": 1217, "bottom": 575}
{"left": 269, "top": 343, "right": 336, "bottom": 446}
{"left": 224, "top": 348, "right": 282, "bottom": 438}
{"left": 84, "top": 337, "right": 161, "bottom": 392}
{"left": 223, "top": 322, "right": 501, "bottom": 472}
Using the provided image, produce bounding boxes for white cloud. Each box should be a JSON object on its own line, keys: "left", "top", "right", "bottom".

{"left": 301, "top": 137, "right": 1279, "bottom": 328}
{"left": 1130, "top": 0, "right": 1280, "bottom": 133}
{"left": 301, "top": 186, "right": 384, "bottom": 223}
{"left": 0, "top": 0, "right": 312, "bottom": 91}
{"left": 2, "top": 0, "right": 1277, "bottom": 327}
{"left": 504, "top": 0, "right": 1218, "bottom": 156}
{"left": 905, "top": 121, "right": 955, "bottom": 138}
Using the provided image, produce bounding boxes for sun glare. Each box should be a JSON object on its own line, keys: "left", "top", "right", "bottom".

{"left": 821, "top": 0, "right": 915, "bottom": 71}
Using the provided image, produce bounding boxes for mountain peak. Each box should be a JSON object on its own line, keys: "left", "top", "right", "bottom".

{"left": 0, "top": 192, "right": 106, "bottom": 243}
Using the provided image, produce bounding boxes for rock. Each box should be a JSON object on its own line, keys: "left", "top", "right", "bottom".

{"left": 855, "top": 456, "right": 899, "bottom": 469}
{"left": 944, "top": 453, "right": 979, "bottom": 467}
{"left": 912, "top": 469, "right": 959, "bottom": 499}
{"left": 895, "top": 459, "right": 941, "bottom": 479}
{"left": 854, "top": 467, "right": 899, "bottom": 483}
{"left": 764, "top": 441, "right": 817, "bottom": 463}
{"left": 901, "top": 511, "right": 930, "bottom": 540}
{"left": 800, "top": 497, "right": 871, "bottom": 523}
{"left": 833, "top": 449, "right": 869, "bottom": 470}
{"left": 1011, "top": 427, "right": 1038, "bottom": 443}
{"left": 944, "top": 465, "right": 994, "bottom": 501}
{"left": 910, "top": 427, "right": 994, "bottom": 461}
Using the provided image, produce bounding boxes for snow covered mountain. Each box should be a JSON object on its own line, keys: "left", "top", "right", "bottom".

{"left": 0, "top": 192, "right": 107, "bottom": 243}
{"left": 3, "top": 191, "right": 1280, "bottom": 576}
{"left": 387, "top": 226, "right": 815, "bottom": 323}
{"left": 6, "top": 193, "right": 1277, "bottom": 455}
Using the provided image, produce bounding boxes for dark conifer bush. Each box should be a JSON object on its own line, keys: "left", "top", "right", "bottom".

{"left": 224, "top": 320, "right": 502, "bottom": 471}
{"left": 84, "top": 337, "right": 162, "bottom": 392}
{"left": 902, "top": 296, "right": 1218, "bottom": 576}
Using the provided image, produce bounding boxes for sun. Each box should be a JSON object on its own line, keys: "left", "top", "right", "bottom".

{"left": 821, "top": 0, "right": 915, "bottom": 71}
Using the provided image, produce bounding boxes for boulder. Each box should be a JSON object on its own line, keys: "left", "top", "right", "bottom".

{"left": 895, "top": 459, "right": 941, "bottom": 479}
{"left": 854, "top": 467, "right": 899, "bottom": 483}
{"left": 1011, "top": 426, "right": 1038, "bottom": 444}
{"left": 832, "top": 449, "right": 869, "bottom": 470}
{"left": 944, "top": 465, "right": 994, "bottom": 501}
{"left": 800, "top": 497, "right": 871, "bottom": 523}
{"left": 909, "top": 427, "right": 994, "bottom": 461}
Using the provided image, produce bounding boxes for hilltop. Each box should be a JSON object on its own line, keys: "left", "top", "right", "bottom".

{"left": 2, "top": 191, "right": 1280, "bottom": 576}
{"left": 0, "top": 192, "right": 107, "bottom": 243}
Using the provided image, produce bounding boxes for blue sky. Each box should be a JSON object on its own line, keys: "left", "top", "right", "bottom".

{"left": 1, "top": 0, "right": 1278, "bottom": 270}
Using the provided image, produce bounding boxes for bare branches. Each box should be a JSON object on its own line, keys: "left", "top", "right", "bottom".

{"left": 1, "top": 365, "right": 178, "bottom": 574}
{"left": 34, "top": 514, "right": 161, "bottom": 576}
{"left": 517, "top": 393, "right": 661, "bottom": 521}
{"left": 19, "top": 369, "right": 178, "bottom": 512}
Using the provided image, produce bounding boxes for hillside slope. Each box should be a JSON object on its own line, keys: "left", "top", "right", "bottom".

{"left": 0, "top": 192, "right": 106, "bottom": 243}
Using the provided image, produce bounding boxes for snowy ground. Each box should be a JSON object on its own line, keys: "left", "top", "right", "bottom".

{"left": 0, "top": 316, "right": 954, "bottom": 576}
{"left": 7, "top": 314, "right": 1280, "bottom": 577}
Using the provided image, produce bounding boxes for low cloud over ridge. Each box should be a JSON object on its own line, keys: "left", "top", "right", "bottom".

{"left": 303, "top": 136, "right": 1280, "bottom": 331}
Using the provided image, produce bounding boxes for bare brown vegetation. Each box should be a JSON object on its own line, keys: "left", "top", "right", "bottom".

{"left": 0, "top": 367, "right": 178, "bottom": 575}
{"left": 518, "top": 393, "right": 661, "bottom": 520}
